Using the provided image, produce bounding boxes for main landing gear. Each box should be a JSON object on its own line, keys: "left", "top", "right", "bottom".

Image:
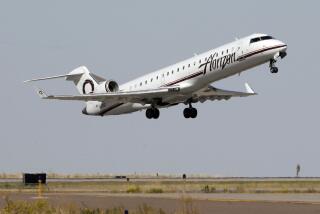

{"left": 269, "top": 59, "right": 278, "bottom": 74}
{"left": 183, "top": 103, "right": 197, "bottom": 119}
{"left": 146, "top": 107, "right": 160, "bottom": 119}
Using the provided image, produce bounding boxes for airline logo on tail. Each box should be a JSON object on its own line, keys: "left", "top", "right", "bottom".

{"left": 82, "top": 79, "right": 95, "bottom": 94}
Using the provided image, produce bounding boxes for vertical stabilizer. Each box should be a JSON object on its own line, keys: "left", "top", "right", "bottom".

{"left": 66, "top": 66, "right": 97, "bottom": 94}
{"left": 23, "top": 66, "right": 102, "bottom": 95}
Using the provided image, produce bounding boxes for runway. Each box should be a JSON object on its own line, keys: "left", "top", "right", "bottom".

{"left": 1, "top": 192, "right": 320, "bottom": 214}
{"left": 1, "top": 177, "right": 320, "bottom": 213}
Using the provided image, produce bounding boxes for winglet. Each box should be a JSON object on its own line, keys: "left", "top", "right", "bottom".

{"left": 33, "top": 87, "right": 48, "bottom": 99}
{"left": 244, "top": 83, "right": 256, "bottom": 94}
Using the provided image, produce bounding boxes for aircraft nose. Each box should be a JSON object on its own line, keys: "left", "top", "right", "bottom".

{"left": 278, "top": 40, "right": 287, "bottom": 50}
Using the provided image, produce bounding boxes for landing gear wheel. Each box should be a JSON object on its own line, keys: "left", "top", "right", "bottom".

{"left": 190, "top": 108, "right": 197, "bottom": 118}
{"left": 183, "top": 107, "right": 197, "bottom": 119}
{"left": 146, "top": 108, "right": 153, "bottom": 119}
{"left": 146, "top": 108, "right": 160, "bottom": 119}
{"left": 270, "top": 67, "right": 278, "bottom": 73}
{"left": 153, "top": 108, "right": 160, "bottom": 119}
{"left": 269, "top": 59, "right": 278, "bottom": 74}
{"left": 183, "top": 108, "right": 191, "bottom": 118}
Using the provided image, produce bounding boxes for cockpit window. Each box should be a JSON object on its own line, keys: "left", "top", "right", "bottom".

{"left": 250, "top": 37, "right": 261, "bottom": 44}
{"left": 261, "top": 36, "right": 273, "bottom": 41}
{"left": 250, "top": 35, "right": 274, "bottom": 44}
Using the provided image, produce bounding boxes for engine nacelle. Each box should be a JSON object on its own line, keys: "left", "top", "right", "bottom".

{"left": 82, "top": 101, "right": 103, "bottom": 115}
{"left": 104, "top": 80, "right": 119, "bottom": 92}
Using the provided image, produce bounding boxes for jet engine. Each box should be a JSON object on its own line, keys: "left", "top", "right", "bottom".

{"left": 104, "top": 80, "right": 119, "bottom": 92}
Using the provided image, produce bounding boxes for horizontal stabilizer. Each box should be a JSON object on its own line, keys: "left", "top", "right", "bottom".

{"left": 33, "top": 87, "right": 48, "bottom": 99}
{"left": 24, "top": 73, "right": 83, "bottom": 83}
{"left": 23, "top": 66, "right": 90, "bottom": 83}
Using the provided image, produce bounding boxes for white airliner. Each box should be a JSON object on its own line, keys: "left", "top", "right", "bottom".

{"left": 25, "top": 33, "right": 287, "bottom": 119}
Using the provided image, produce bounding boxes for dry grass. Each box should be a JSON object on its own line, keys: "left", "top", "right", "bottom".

{"left": 198, "top": 180, "right": 320, "bottom": 193}
{"left": 126, "top": 185, "right": 141, "bottom": 193}
{"left": 0, "top": 173, "right": 21, "bottom": 179}
{"left": 0, "top": 196, "right": 198, "bottom": 214}
{"left": 1, "top": 179, "right": 320, "bottom": 194}
{"left": 147, "top": 188, "right": 164, "bottom": 194}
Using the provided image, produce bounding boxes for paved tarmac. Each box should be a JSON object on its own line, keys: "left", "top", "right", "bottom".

{"left": 1, "top": 192, "right": 320, "bottom": 214}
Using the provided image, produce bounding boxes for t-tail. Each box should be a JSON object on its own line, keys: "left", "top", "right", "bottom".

{"left": 24, "top": 66, "right": 107, "bottom": 95}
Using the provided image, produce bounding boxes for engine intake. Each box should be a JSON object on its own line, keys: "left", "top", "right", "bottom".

{"left": 105, "top": 80, "right": 119, "bottom": 92}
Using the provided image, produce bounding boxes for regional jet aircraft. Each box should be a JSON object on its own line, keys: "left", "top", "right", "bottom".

{"left": 25, "top": 33, "right": 287, "bottom": 119}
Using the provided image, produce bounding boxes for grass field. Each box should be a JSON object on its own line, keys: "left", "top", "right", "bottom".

{"left": 0, "top": 197, "right": 199, "bottom": 214}
{"left": 1, "top": 177, "right": 320, "bottom": 214}
{"left": 1, "top": 179, "right": 320, "bottom": 194}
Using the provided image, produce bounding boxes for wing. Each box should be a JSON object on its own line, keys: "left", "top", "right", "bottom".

{"left": 193, "top": 83, "right": 257, "bottom": 103}
{"left": 35, "top": 87, "right": 181, "bottom": 104}
{"left": 33, "top": 82, "right": 255, "bottom": 106}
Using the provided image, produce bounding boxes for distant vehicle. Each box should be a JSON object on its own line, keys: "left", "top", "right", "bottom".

{"left": 114, "top": 175, "right": 127, "bottom": 179}
{"left": 23, "top": 173, "right": 46, "bottom": 185}
{"left": 25, "top": 33, "right": 287, "bottom": 119}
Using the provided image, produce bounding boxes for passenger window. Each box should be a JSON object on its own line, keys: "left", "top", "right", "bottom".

{"left": 183, "top": 66, "right": 185, "bottom": 70}
{"left": 221, "top": 51, "right": 224, "bottom": 55}
{"left": 151, "top": 78, "right": 153, "bottom": 82}
{"left": 140, "top": 82, "right": 142, "bottom": 86}
{"left": 199, "top": 59, "right": 201, "bottom": 63}
{"left": 194, "top": 62, "right": 196, "bottom": 66}
{"left": 226, "top": 49, "right": 228, "bottom": 53}
{"left": 205, "top": 57, "right": 207, "bottom": 61}
{"left": 162, "top": 73, "right": 164, "bottom": 77}
{"left": 172, "top": 70, "right": 174, "bottom": 74}
{"left": 145, "top": 80, "right": 147, "bottom": 84}
{"left": 167, "top": 72, "right": 169, "bottom": 76}
{"left": 177, "top": 68, "right": 179, "bottom": 72}
{"left": 188, "top": 64, "right": 190, "bottom": 67}
{"left": 156, "top": 76, "right": 158, "bottom": 80}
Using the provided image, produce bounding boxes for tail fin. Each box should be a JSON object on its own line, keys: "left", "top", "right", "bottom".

{"left": 66, "top": 66, "right": 97, "bottom": 94}
{"left": 24, "top": 66, "right": 106, "bottom": 95}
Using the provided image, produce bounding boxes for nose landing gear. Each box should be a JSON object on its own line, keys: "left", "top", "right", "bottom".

{"left": 279, "top": 51, "right": 287, "bottom": 59}
{"left": 269, "top": 59, "right": 278, "bottom": 74}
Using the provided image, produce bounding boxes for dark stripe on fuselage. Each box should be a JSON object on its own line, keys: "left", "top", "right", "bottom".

{"left": 159, "top": 45, "right": 286, "bottom": 87}
{"left": 162, "top": 45, "right": 286, "bottom": 87}
{"left": 163, "top": 70, "right": 204, "bottom": 87}
{"left": 237, "top": 45, "right": 287, "bottom": 61}
{"left": 99, "top": 103, "right": 124, "bottom": 116}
